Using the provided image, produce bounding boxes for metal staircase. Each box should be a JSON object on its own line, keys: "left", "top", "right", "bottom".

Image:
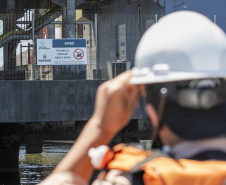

{"left": 0, "top": 0, "right": 62, "bottom": 47}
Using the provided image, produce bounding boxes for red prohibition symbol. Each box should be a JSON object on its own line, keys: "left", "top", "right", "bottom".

{"left": 73, "top": 49, "right": 84, "bottom": 60}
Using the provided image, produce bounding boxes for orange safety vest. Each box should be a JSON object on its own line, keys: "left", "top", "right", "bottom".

{"left": 97, "top": 144, "right": 226, "bottom": 185}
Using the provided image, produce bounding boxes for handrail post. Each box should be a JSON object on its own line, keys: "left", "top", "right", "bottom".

{"left": 32, "top": 9, "right": 36, "bottom": 80}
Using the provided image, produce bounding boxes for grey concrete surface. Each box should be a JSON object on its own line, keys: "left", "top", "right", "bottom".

{"left": 0, "top": 80, "right": 146, "bottom": 123}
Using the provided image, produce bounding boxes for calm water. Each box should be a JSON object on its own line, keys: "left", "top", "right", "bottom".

{"left": 19, "top": 142, "right": 73, "bottom": 184}
{"left": 1, "top": 141, "right": 149, "bottom": 184}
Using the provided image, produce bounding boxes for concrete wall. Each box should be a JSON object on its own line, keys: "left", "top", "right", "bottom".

{"left": 0, "top": 80, "right": 146, "bottom": 123}
{"left": 83, "top": 0, "right": 165, "bottom": 79}
{"left": 165, "top": 0, "right": 226, "bottom": 32}
{"left": 80, "top": 0, "right": 226, "bottom": 79}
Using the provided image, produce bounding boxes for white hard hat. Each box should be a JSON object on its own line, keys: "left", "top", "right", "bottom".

{"left": 130, "top": 11, "right": 226, "bottom": 84}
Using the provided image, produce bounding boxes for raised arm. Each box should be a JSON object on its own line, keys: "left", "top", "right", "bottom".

{"left": 39, "top": 70, "right": 142, "bottom": 185}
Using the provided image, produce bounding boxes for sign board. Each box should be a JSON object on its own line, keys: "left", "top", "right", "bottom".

{"left": 37, "top": 39, "right": 87, "bottom": 65}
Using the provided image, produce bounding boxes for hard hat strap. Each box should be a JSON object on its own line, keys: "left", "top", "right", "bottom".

{"left": 151, "top": 87, "right": 168, "bottom": 149}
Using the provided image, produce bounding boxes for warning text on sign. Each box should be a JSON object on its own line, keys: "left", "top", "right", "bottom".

{"left": 37, "top": 39, "right": 87, "bottom": 65}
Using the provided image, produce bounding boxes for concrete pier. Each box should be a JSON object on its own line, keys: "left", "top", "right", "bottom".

{"left": 0, "top": 123, "right": 20, "bottom": 184}
{"left": 74, "top": 121, "right": 86, "bottom": 140}
{"left": 25, "top": 122, "right": 42, "bottom": 153}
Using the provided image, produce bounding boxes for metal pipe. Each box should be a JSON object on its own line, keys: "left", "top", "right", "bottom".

{"left": 32, "top": 9, "right": 35, "bottom": 80}
{"left": 155, "top": 14, "right": 158, "bottom": 22}
{"left": 20, "top": 43, "right": 22, "bottom": 67}
{"left": 48, "top": 21, "right": 91, "bottom": 25}
{"left": 95, "top": 13, "right": 98, "bottom": 79}
{"left": 138, "top": 5, "right": 141, "bottom": 38}
{"left": 28, "top": 43, "right": 30, "bottom": 65}
{"left": 214, "top": 15, "right": 217, "bottom": 24}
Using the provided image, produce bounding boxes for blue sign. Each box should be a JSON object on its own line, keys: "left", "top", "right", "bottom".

{"left": 37, "top": 38, "right": 87, "bottom": 65}
{"left": 52, "top": 39, "right": 86, "bottom": 48}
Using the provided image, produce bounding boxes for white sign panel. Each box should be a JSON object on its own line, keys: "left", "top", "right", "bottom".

{"left": 37, "top": 39, "right": 87, "bottom": 65}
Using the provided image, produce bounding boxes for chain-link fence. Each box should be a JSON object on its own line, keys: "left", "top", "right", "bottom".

{"left": 0, "top": 9, "right": 159, "bottom": 80}
{"left": 0, "top": 11, "right": 225, "bottom": 81}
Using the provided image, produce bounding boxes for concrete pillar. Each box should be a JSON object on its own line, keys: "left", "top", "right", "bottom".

{"left": 62, "top": 0, "right": 76, "bottom": 38}
{"left": 47, "top": 24, "right": 55, "bottom": 39}
{"left": 0, "top": 123, "right": 20, "bottom": 184}
{"left": 74, "top": 121, "right": 86, "bottom": 140}
{"left": 139, "top": 119, "right": 152, "bottom": 150}
{"left": 0, "top": 171, "right": 20, "bottom": 185}
{"left": 138, "top": 119, "right": 152, "bottom": 140}
{"left": 121, "top": 119, "right": 140, "bottom": 143}
{"left": 25, "top": 122, "right": 42, "bottom": 154}
{"left": 53, "top": 0, "right": 86, "bottom": 80}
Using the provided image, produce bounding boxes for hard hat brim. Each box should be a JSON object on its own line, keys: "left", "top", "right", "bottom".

{"left": 130, "top": 71, "right": 226, "bottom": 85}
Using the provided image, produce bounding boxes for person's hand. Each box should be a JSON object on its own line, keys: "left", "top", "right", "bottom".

{"left": 39, "top": 71, "right": 145, "bottom": 184}
{"left": 90, "top": 70, "right": 143, "bottom": 136}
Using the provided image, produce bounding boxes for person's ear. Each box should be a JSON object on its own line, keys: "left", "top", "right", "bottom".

{"left": 146, "top": 103, "right": 159, "bottom": 128}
